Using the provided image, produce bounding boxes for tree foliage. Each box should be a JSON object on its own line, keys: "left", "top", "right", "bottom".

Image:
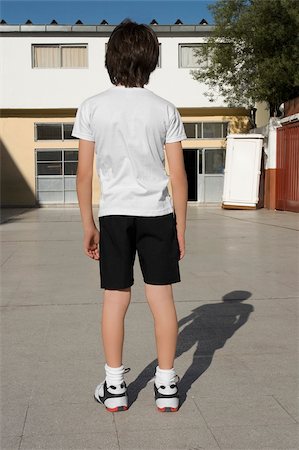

{"left": 191, "top": 0, "right": 299, "bottom": 115}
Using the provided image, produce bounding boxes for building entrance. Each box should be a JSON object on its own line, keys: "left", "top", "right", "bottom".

{"left": 183, "top": 148, "right": 226, "bottom": 203}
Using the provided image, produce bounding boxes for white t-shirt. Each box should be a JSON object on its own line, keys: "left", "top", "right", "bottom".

{"left": 71, "top": 85, "right": 187, "bottom": 217}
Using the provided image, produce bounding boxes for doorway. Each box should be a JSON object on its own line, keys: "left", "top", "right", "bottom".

{"left": 183, "top": 148, "right": 226, "bottom": 203}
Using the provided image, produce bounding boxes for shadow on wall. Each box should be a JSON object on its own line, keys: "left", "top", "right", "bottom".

{"left": 0, "top": 137, "right": 40, "bottom": 221}
{"left": 226, "top": 116, "right": 252, "bottom": 134}
{"left": 127, "top": 290, "right": 254, "bottom": 409}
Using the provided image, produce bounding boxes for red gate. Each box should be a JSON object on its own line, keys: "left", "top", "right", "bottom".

{"left": 276, "top": 121, "right": 299, "bottom": 212}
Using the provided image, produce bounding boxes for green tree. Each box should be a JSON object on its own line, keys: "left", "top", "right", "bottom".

{"left": 191, "top": 0, "right": 299, "bottom": 116}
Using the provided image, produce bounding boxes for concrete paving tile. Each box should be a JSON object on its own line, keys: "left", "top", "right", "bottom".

{"left": 3, "top": 292, "right": 101, "bottom": 306}
{"left": 0, "top": 403, "right": 28, "bottom": 437}
{"left": 238, "top": 275, "right": 298, "bottom": 300}
{"left": 237, "top": 353, "right": 299, "bottom": 399}
{"left": 1, "top": 254, "right": 102, "bottom": 305}
{"left": 0, "top": 245, "right": 17, "bottom": 266}
{"left": 246, "top": 297, "right": 299, "bottom": 317}
{"left": 211, "top": 423, "right": 299, "bottom": 449}
{"left": 172, "top": 354, "right": 269, "bottom": 399}
{"left": 30, "top": 358, "right": 106, "bottom": 405}
{"left": 117, "top": 426, "right": 220, "bottom": 449}
{"left": 1, "top": 305, "right": 52, "bottom": 339}
{"left": 39, "top": 304, "right": 103, "bottom": 361}
{"left": 23, "top": 402, "right": 115, "bottom": 436}
{"left": 41, "top": 333, "right": 101, "bottom": 362}
{"left": 1, "top": 242, "right": 81, "bottom": 268}
{"left": 20, "top": 432, "right": 119, "bottom": 449}
{"left": 273, "top": 394, "right": 299, "bottom": 423}
{"left": 283, "top": 298, "right": 299, "bottom": 315}
{"left": 1, "top": 358, "right": 38, "bottom": 405}
{"left": 1, "top": 306, "right": 52, "bottom": 361}
{"left": 193, "top": 395, "right": 296, "bottom": 428}
{"left": 214, "top": 312, "right": 298, "bottom": 356}
{"left": 1, "top": 341, "right": 44, "bottom": 364}
{"left": 0, "top": 435, "right": 22, "bottom": 450}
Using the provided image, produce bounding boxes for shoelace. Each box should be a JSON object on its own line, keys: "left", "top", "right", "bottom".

{"left": 124, "top": 367, "right": 131, "bottom": 374}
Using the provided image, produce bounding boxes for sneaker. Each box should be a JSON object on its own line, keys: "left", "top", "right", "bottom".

{"left": 153, "top": 374, "right": 180, "bottom": 412}
{"left": 94, "top": 367, "right": 130, "bottom": 412}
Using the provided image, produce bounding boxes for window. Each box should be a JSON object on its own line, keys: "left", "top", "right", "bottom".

{"left": 37, "top": 150, "right": 62, "bottom": 175}
{"left": 205, "top": 148, "right": 226, "bottom": 174}
{"left": 179, "top": 44, "right": 207, "bottom": 68}
{"left": 35, "top": 149, "right": 78, "bottom": 203}
{"left": 35, "top": 123, "right": 76, "bottom": 141}
{"left": 32, "top": 44, "right": 88, "bottom": 68}
{"left": 183, "top": 122, "right": 229, "bottom": 139}
{"left": 183, "top": 123, "right": 197, "bottom": 139}
{"left": 203, "top": 123, "right": 223, "bottom": 139}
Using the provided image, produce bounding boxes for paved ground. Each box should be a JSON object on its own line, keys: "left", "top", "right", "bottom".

{"left": 1, "top": 205, "right": 298, "bottom": 450}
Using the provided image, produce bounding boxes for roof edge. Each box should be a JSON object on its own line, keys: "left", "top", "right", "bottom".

{"left": 0, "top": 24, "right": 215, "bottom": 35}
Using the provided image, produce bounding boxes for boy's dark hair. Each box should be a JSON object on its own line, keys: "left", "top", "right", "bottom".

{"left": 105, "top": 19, "right": 159, "bottom": 88}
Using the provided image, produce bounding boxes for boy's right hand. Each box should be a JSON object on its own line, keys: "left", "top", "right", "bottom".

{"left": 177, "top": 232, "right": 185, "bottom": 260}
{"left": 83, "top": 226, "right": 100, "bottom": 260}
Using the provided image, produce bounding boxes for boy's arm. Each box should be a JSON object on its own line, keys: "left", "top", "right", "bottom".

{"left": 76, "top": 139, "right": 99, "bottom": 259}
{"left": 165, "top": 141, "right": 188, "bottom": 259}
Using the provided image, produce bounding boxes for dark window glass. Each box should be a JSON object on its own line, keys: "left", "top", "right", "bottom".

{"left": 205, "top": 149, "right": 225, "bottom": 174}
{"left": 183, "top": 149, "right": 197, "bottom": 201}
{"left": 63, "top": 123, "right": 75, "bottom": 140}
{"left": 198, "top": 149, "right": 202, "bottom": 174}
{"left": 37, "top": 163, "right": 62, "bottom": 175}
{"left": 36, "top": 124, "right": 62, "bottom": 140}
{"left": 64, "top": 161, "right": 78, "bottom": 175}
{"left": 203, "top": 123, "right": 223, "bottom": 139}
{"left": 36, "top": 151, "right": 62, "bottom": 161}
{"left": 64, "top": 150, "right": 78, "bottom": 161}
{"left": 184, "top": 123, "right": 196, "bottom": 138}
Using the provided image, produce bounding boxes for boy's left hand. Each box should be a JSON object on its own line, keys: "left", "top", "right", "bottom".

{"left": 83, "top": 226, "right": 100, "bottom": 260}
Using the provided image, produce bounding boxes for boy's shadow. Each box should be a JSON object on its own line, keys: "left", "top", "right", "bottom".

{"left": 127, "top": 290, "right": 254, "bottom": 409}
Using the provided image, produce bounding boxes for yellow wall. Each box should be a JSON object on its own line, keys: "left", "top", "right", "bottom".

{"left": 0, "top": 115, "right": 99, "bottom": 207}
{"left": 0, "top": 109, "right": 250, "bottom": 207}
{"left": 255, "top": 102, "right": 270, "bottom": 128}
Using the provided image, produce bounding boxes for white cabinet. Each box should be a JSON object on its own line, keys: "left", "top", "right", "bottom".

{"left": 222, "top": 134, "right": 264, "bottom": 208}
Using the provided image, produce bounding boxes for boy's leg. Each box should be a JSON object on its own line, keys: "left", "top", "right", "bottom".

{"left": 101, "top": 287, "right": 131, "bottom": 367}
{"left": 144, "top": 283, "right": 178, "bottom": 369}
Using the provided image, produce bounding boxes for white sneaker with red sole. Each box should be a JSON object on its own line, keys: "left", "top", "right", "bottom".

{"left": 152, "top": 374, "right": 180, "bottom": 412}
{"left": 94, "top": 367, "right": 130, "bottom": 412}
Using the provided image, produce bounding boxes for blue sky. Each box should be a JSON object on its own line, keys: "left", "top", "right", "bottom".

{"left": 1, "top": 1, "right": 216, "bottom": 25}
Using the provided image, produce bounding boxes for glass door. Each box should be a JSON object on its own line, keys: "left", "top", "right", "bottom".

{"left": 202, "top": 148, "right": 226, "bottom": 203}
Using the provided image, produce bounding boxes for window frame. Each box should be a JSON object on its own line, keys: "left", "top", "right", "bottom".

{"left": 34, "top": 122, "right": 76, "bottom": 141}
{"left": 183, "top": 122, "right": 229, "bottom": 140}
{"left": 178, "top": 43, "right": 206, "bottom": 69}
{"left": 32, "top": 43, "right": 88, "bottom": 69}
{"left": 35, "top": 148, "right": 79, "bottom": 203}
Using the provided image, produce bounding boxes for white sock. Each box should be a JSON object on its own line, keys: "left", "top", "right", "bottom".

{"left": 155, "top": 366, "right": 177, "bottom": 386}
{"left": 105, "top": 363, "right": 125, "bottom": 387}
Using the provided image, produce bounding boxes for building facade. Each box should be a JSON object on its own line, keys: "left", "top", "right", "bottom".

{"left": 0, "top": 22, "right": 250, "bottom": 208}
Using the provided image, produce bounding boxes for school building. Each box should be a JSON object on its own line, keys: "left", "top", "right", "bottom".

{"left": 0, "top": 20, "right": 252, "bottom": 208}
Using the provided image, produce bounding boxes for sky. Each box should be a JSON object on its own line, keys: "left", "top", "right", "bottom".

{"left": 0, "top": 0, "right": 216, "bottom": 25}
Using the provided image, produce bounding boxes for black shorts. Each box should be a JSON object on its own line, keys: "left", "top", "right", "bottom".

{"left": 98, "top": 212, "right": 181, "bottom": 289}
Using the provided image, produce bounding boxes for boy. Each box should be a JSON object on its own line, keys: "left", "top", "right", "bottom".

{"left": 71, "top": 19, "right": 188, "bottom": 412}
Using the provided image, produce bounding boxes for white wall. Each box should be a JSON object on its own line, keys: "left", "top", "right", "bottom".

{"left": 1, "top": 35, "right": 226, "bottom": 108}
